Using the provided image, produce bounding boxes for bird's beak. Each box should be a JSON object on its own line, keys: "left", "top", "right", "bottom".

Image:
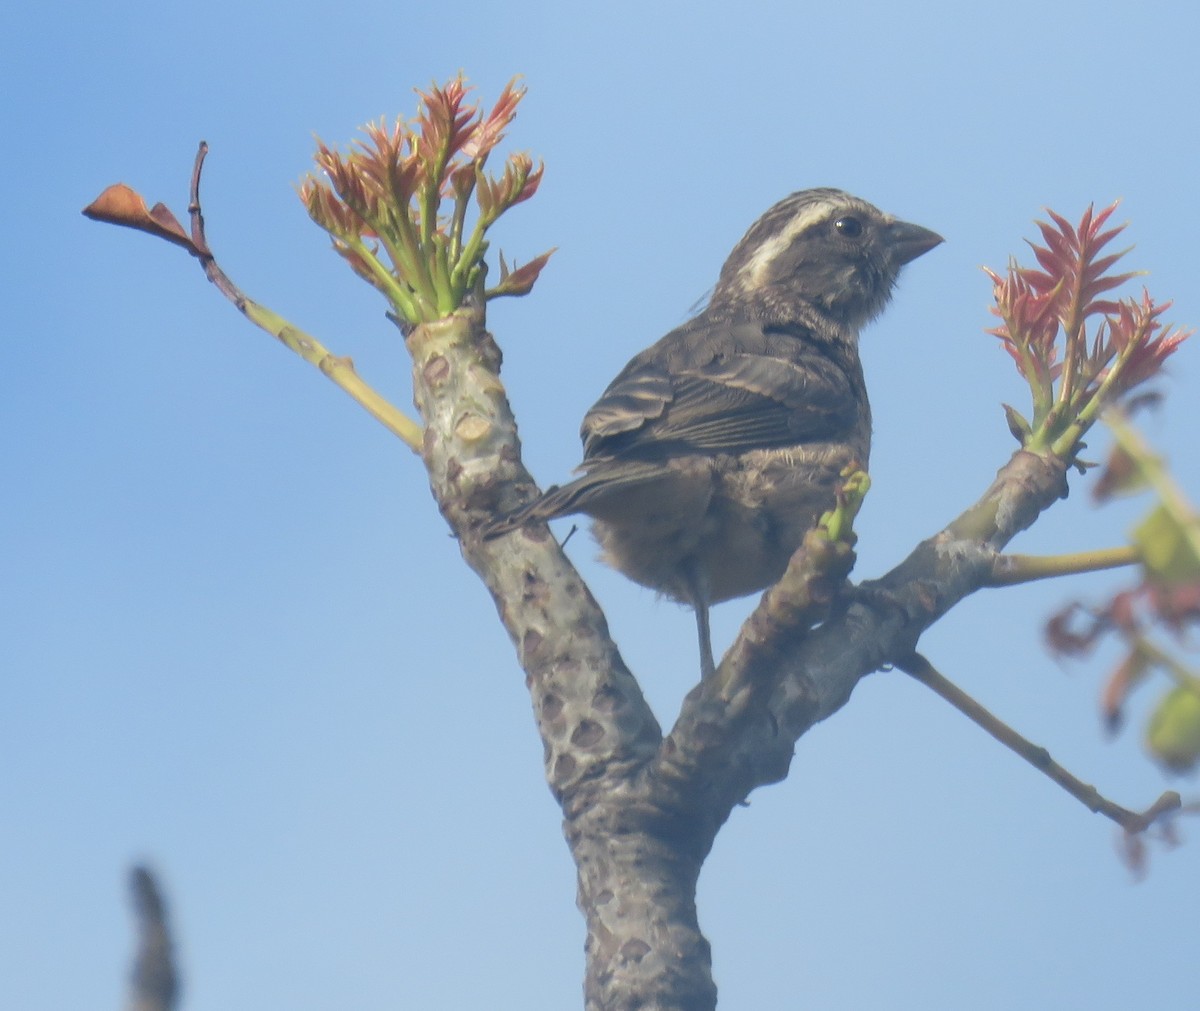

{"left": 885, "top": 220, "right": 944, "bottom": 265}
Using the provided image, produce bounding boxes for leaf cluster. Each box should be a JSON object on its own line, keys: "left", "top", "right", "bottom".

{"left": 300, "top": 76, "right": 554, "bottom": 323}
{"left": 985, "top": 204, "right": 1189, "bottom": 457}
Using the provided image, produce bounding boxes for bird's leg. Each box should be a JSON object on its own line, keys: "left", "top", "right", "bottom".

{"left": 694, "top": 600, "right": 715, "bottom": 679}
{"left": 683, "top": 559, "right": 716, "bottom": 678}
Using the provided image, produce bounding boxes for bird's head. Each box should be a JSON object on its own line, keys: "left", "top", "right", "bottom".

{"left": 711, "top": 188, "right": 943, "bottom": 330}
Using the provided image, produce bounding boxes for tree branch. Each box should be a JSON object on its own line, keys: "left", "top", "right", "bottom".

{"left": 897, "top": 653, "right": 1181, "bottom": 833}
{"left": 405, "top": 306, "right": 663, "bottom": 805}
{"left": 82, "top": 146, "right": 423, "bottom": 450}
{"left": 646, "top": 450, "right": 1074, "bottom": 837}
{"left": 657, "top": 528, "right": 856, "bottom": 815}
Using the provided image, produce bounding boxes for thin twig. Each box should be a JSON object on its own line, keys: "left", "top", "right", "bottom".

{"left": 184, "top": 145, "right": 424, "bottom": 449}
{"left": 187, "top": 143, "right": 212, "bottom": 256}
{"left": 897, "top": 653, "right": 1180, "bottom": 834}
{"left": 988, "top": 546, "right": 1138, "bottom": 586}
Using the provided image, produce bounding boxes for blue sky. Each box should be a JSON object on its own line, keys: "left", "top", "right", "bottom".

{"left": 4, "top": 1, "right": 1199, "bottom": 1007}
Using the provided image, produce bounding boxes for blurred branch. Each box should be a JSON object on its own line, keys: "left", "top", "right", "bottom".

{"left": 126, "top": 866, "right": 178, "bottom": 1011}
{"left": 1106, "top": 410, "right": 1200, "bottom": 571}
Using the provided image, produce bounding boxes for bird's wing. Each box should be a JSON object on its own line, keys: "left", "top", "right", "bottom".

{"left": 581, "top": 343, "right": 858, "bottom": 460}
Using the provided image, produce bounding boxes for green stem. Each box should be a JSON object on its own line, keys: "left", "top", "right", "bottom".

{"left": 1048, "top": 348, "right": 1127, "bottom": 458}
{"left": 385, "top": 201, "right": 437, "bottom": 316}
{"left": 370, "top": 207, "right": 425, "bottom": 300}
{"left": 342, "top": 237, "right": 425, "bottom": 321}
{"left": 448, "top": 183, "right": 473, "bottom": 264}
{"left": 1012, "top": 336, "right": 1052, "bottom": 427}
{"left": 1055, "top": 259, "right": 1088, "bottom": 412}
{"left": 451, "top": 218, "right": 491, "bottom": 293}
{"left": 418, "top": 147, "right": 446, "bottom": 250}
{"left": 433, "top": 241, "right": 456, "bottom": 313}
{"left": 988, "top": 546, "right": 1139, "bottom": 586}
{"left": 238, "top": 300, "right": 423, "bottom": 451}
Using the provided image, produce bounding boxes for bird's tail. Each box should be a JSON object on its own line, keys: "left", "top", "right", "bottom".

{"left": 479, "top": 461, "right": 667, "bottom": 539}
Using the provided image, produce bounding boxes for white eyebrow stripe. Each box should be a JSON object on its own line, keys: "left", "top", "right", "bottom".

{"left": 735, "top": 198, "right": 843, "bottom": 287}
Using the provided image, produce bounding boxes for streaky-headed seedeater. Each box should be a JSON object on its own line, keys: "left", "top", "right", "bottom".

{"left": 483, "top": 188, "right": 942, "bottom": 676}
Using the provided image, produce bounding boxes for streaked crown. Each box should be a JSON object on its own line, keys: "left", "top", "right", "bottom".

{"left": 711, "top": 188, "right": 941, "bottom": 329}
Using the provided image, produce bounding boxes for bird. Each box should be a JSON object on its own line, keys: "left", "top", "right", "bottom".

{"left": 482, "top": 188, "right": 942, "bottom": 677}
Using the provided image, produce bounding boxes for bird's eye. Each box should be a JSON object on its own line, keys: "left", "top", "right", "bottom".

{"left": 834, "top": 215, "right": 863, "bottom": 238}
